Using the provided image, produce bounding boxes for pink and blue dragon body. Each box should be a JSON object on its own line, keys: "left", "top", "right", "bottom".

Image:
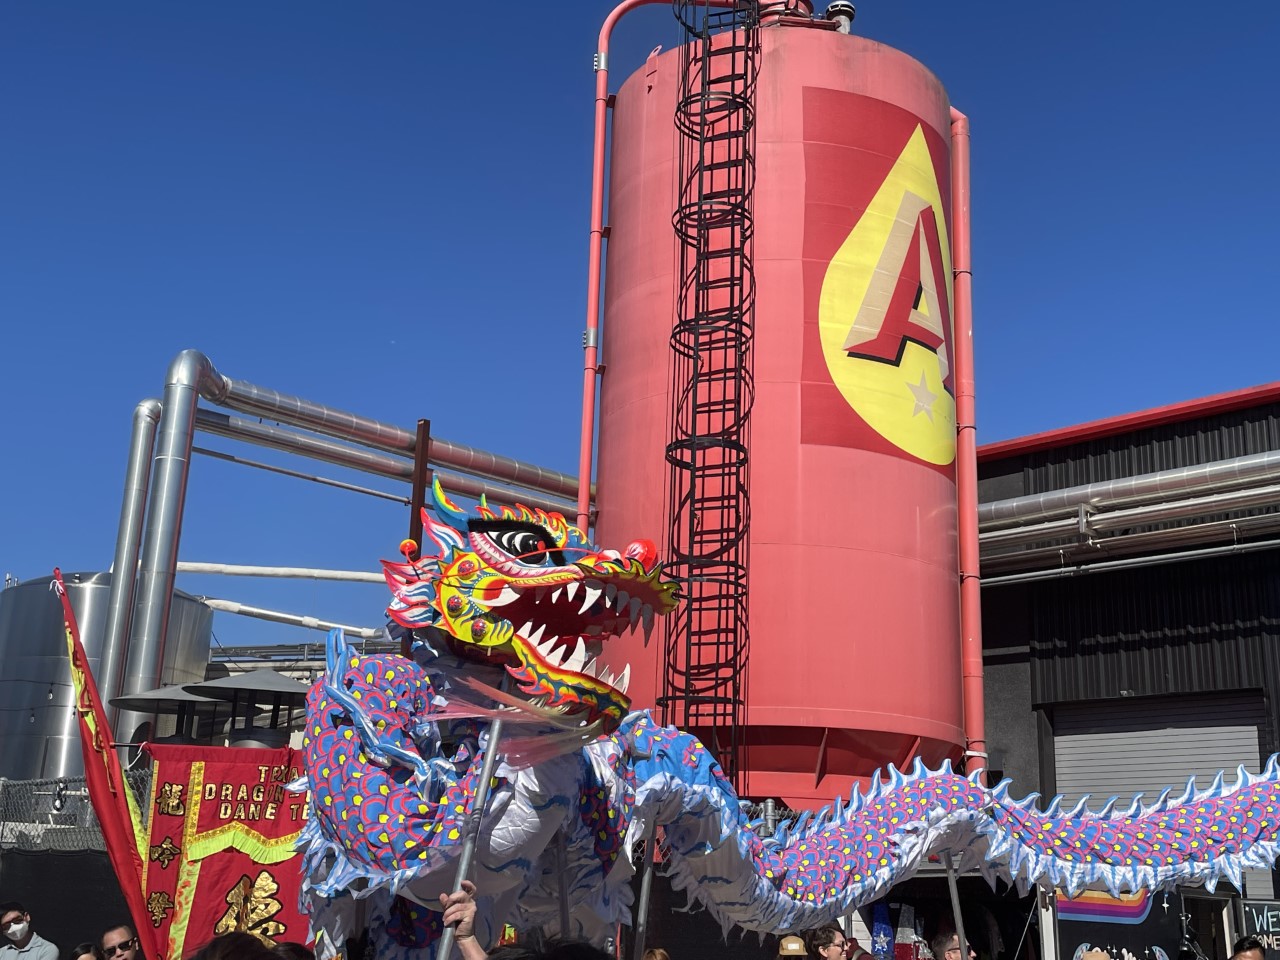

{"left": 295, "top": 482, "right": 1280, "bottom": 958}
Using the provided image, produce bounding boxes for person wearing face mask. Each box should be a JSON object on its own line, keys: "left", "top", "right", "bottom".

{"left": 0, "top": 902, "right": 58, "bottom": 960}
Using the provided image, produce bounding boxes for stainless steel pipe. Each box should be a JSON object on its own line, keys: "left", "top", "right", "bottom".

{"left": 195, "top": 409, "right": 580, "bottom": 517}
{"left": 220, "top": 378, "right": 585, "bottom": 500}
{"left": 979, "top": 449, "right": 1280, "bottom": 529}
{"left": 101, "top": 398, "right": 162, "bottom": 723}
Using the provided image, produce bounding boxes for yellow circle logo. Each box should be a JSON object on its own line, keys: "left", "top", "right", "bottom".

{"left": 817, "top": 125, "right": 955, "bottom": 466}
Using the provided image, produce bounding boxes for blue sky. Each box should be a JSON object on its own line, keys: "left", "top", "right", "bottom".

{"left": 3, "top": 3, "right": 1278, "bottom": 650}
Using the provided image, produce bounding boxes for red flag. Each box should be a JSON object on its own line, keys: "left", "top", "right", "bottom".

{"left": 55, "top": 568, "right": 162, "bottom": 960}
{"left": 142, "top": 743, "right": 309, "bottom": 957}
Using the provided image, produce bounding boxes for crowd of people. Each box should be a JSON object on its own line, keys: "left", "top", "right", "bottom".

{"left": 7, "top": 888, "right": 1274, "bottom": 960}
{"left": 0, "top": 901, "right": 314, "bottom": 960}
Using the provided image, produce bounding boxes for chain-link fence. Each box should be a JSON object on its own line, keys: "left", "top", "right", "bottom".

{"left": 0, "top": 769, "right": 152, "bottom": 851}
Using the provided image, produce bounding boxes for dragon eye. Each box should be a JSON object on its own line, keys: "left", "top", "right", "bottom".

{"left": 491, "top": 529, "right": 551, "bottom": 566}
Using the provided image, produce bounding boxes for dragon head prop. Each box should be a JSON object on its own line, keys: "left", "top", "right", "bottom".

{"left": 383, "top": 479, "right": 676, "bottom": 734}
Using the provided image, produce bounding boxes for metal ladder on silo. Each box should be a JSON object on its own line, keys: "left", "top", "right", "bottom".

{"left": 660, "top": 0, "right": 759, "bottom": 788}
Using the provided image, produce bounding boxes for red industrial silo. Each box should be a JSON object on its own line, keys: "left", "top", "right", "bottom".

{"left": 593, "top": 12, "right": 963, "bottom": 809}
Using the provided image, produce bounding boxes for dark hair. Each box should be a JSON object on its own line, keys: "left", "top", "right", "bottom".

{"left": 271, "top": 944, "right": 316, "bottom": 960}
{"left": 186, "top": 932, "right": 278, "bottom": 960}
{"left": 489, "top": 939, "right": 616, "bottom": 960}
{"left": 0, "top": 902, "right": 27, "bottom": 918}
{"left": 930, "top": 929, "right": 958, "bottom": 960}
{"left": 1233, "top": 938, "right": 1267, "bottom": 957}
{"left": 805, "top": 925, "right": 845, "bottom": 956}
{"left": 70, "top": 945, "right": 105, "bottom": 960}
{"left": 100, "top": 926, "right": 136, "bottom": 951}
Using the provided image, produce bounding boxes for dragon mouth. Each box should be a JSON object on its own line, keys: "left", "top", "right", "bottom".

{"left": 487, "top": 575, "right": 666, "bottom": 698}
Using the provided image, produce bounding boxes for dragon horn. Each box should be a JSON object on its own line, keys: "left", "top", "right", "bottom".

{"left": 431, "top": 476, "right": 469, "bottom": 524}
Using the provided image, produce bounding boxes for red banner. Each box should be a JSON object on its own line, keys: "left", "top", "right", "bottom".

{"left": 55, "top": 569, "right": 162, "bottom": 960}
{"left": 142, "top": 743, "right": 310, "bottom": 958}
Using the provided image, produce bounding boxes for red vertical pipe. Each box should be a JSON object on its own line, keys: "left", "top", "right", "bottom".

{"left": 579, "top": 0, "right": 738, "bottom": 531}
{"left": 950, "top": 106, "right": 985, "bottom": 779}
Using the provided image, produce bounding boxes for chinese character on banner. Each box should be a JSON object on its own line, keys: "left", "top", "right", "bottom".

{"left": 142, "top": 743, "right": 311, "bottom": 957}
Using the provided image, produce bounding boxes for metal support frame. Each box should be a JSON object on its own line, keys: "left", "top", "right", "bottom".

{"left": 409, "top": 418, "right": 433, "bottom": 550}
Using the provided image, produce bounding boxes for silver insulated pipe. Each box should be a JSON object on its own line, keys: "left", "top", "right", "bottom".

{"left": 100, "top": 398, "right": 161, "bottom": 725}
{"left": 978, "top": 449, "right": 1280, "bottom": 529}
{"left": 108, "top": 349, "right": 587, "bottom": 736}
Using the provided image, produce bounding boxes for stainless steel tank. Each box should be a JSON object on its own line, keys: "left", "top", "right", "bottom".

{"left": 0, "top": 572, "right": 212, "bottom": 780}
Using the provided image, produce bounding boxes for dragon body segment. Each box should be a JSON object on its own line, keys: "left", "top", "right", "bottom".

{"left": 296, "top": 487, "right": 1280, "bottom": 958}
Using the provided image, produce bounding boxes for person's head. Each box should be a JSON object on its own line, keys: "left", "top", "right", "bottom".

{"left": 101, "top": 925, "right": 140, "bottom": 960}
{"left": 930, "top": 930, "right": 976, "bottom": 960}
{"left": 186, "top": 932, "right": 277, "bottom": 960}
{"left": 489, "top": 939, "right": 616, "bottom": 960}
{"left": 271, "top": 943, "right": 315, "bottom": 960}
{"left": 1232, "top": 937, "right": 1267, "bottom": 960}
{"left": 642, "top": 950, "right": 670, "bottom": 960}
{"left": 805, "top": 925, "right": 849, "bottom": 960}
{"left": 71, "top": 944, "right": 106, "bottom": 960}
{"left": 0, "top": 902, "right": 32, "bottom": 946}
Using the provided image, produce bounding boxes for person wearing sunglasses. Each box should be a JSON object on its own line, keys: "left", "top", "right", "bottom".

{"left": 0, "top": 901, "right": 58, "bottom": 960}
{"left": 805, "top": 924, "right": 851, "bottom": 960}
{"left": 97, "top": 926, "right": 139, "bottom": 960}
{"left": 930, "top": 930, "right": 977, "bottom": 960}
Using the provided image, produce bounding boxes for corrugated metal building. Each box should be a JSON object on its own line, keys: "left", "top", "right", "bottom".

{"left": 978, "top": 384, "right": 1280, "bottom": 897}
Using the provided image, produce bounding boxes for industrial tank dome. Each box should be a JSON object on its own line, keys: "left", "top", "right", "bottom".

{"left": 594, "top": 21, "right": 962, "bottom": 808}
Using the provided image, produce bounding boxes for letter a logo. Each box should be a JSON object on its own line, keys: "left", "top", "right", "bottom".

{"left": 818, "top": 125, "right": 955, "bottom": 465}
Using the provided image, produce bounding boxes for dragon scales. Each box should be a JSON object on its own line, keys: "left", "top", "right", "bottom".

{"left": 294, "top": 481, "right": 1280, "bottom": 958}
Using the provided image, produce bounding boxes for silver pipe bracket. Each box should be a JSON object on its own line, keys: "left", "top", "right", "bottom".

{"left": 583, "top": 329, "right": 599, "bottom": 349}
{"left": 594, "top": 51, "right": 608, "bottom": 72}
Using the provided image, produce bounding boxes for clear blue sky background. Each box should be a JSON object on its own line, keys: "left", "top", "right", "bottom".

{"left": 3, "top": 3, "right": 1278, "bottom": 651}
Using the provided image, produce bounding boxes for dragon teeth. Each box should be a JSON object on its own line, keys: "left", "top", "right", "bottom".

{"left": 598, "top": 666, "right": 615, "bottom": 687}
{"left": 616, "top": 590, "right": 630, "bottom": 614}
{"left": 528, "top": 623, "right": 547, "bottom": 645}
{"left": 604, "top": 583, "right": 617, "bottom": 604}
{"left": 488, "top": 585, "right": 520, "bottom": 608}
{"left": 628, "top": 597, "right": 642, "bottom": 629}
{"left": 519, "top": 620, "right": 535, "bottom": 638}
{"left": 551, "top": 587, "right": 563, "bottom": 604}
{"left": 583, "top": 659, "right": 600, "bottom": 678}
{"left": 563, "top": 637, "right": 589, "bottom": 672}
{"left": 579, "top": 583, "right": 602, "bottom": 615}
{"left": 617, "top": 664, "right": 631, "bottom": 694}
{"left": 641, "top": 607, "right": 655, "bottom": 644}
{"left": 565, "top": 581, "right": 580, "bottom": 603}
{"left": 543, "top": 640, "right": 565, "bottom": 667}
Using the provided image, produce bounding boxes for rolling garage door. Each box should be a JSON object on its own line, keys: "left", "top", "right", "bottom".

{"left": 1053, "top": 692, "right": 1270, "bottom": 896}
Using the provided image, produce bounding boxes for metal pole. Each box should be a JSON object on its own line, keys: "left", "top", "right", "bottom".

{"left": 437, "top": 714, "right": 507, "bottom": 960}
{"left": 942, "top": 852, "right": 970, "bottom": 960}
{"left": 632, "top": 837, "right": 656, "bottom": 960}
{"left": 102, "top": 398, "right": 162, "bottom": 725}
{"left": 409, "top": 419, "right": 432, "bottom": 550}
{"left": 554, "top": 830, "right": 572, "bottom": 937}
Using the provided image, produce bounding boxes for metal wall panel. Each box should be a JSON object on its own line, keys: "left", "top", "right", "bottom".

{"left": 1024, "top": 551, "right": 1280, "bottom": 763}
{"left": 978, "top": 404, "right": 1280, "bottom": 499}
